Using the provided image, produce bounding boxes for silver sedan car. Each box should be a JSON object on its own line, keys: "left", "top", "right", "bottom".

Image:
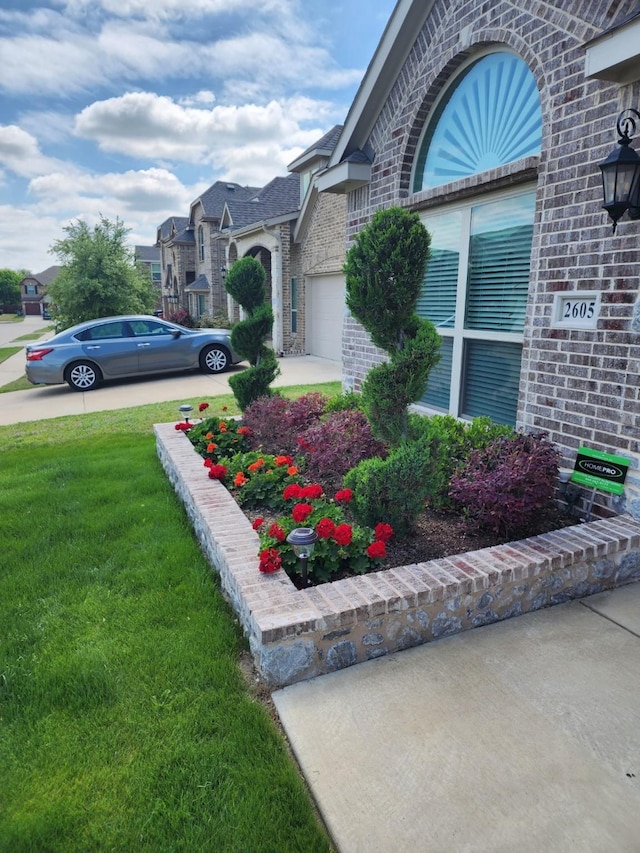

{"left": 26, "top": 315, "right": 243, "bottom": 391}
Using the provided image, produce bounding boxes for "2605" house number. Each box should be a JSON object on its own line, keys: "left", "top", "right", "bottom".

{"left": 552, "top": 292, "right": 601, "bottom": 330}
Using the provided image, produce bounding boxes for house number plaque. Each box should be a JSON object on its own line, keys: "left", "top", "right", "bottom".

{"left": 552, "top": 291, "right": 601, "bottom": 330}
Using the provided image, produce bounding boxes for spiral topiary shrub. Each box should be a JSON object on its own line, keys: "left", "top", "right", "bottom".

{"left": 344, "top": 207, "right": 441, "bottom": 445}
{"left": 224, "top": 256, "right": 280, "bottom": 410}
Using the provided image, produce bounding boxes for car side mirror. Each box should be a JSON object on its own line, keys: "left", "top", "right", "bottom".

{"left": 170, "top": 329, "right": 181, "bottom": 338}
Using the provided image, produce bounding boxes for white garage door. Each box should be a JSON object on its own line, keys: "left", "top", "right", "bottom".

{"left": 306, "top": 274, "right": 345, "bottom": 361}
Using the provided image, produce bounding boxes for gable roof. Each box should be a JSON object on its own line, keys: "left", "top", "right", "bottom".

{"left": 190, "top": 181, "right": 260, "bottom": 223}
{"left": 288, "top": 124, "right": 343, "bottom": 172}
{"left": 157, "top": 216, "right": 189, "bottom": 242}
{"left": 327, "top": 0, "right": 435, "bottom": 168}
{"left": 224, "top": 172, "right": 301, "bottom": 231}
{"left": 22, "top": 265, "right": 62, "bottom": 285}
{"left": 134, "top": 245, "right": 160, "bottom": 262}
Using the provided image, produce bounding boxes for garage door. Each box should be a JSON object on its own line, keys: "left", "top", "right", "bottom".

{"left": 306, "top": 274, "right": 345, "bottom": 361}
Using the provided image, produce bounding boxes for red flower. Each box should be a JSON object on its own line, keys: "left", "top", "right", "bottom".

{"left": 234, "top": 472, "right": 248, "bottom": 487}
{"left": 218, "top": 421, "right": 228, "bottom": 432}
{"left": 334, "top": 488, "right": 353, "bottom": 503}
{"left": 208, "top": 464, "right": 227, "bottom": 480}
{"left": 248, "top": 458, "right": 265, "bottom": 473}
{"left": 301, "top": 484, "right": 323, "bottom": 500}
{"left": 316, "top": 518, "right": 336, "bottom": 539}
{"left": 287, "top": 466, "right": 299, "bottom": 476}
{"left": 198, "top": 402, "right": 209, "bottom": 413}
{"left": 283, "top": 483, "right": 303, "bottom": 500}
{"left": 222, "top": 405, "right": 228, "bottom": 411}
{"left": 238, "top": 426, "right": 251, "bottom": 436}
{"left": 252, "top": 518, "right": 265, "bottom": 530}
{"left": 374, "top": 522, "right": 394, "bottom": 543}
{"left": 268, "top": 522, "right": 286, "bottom": 542}
{"left": 259, "top": 548, "right": 282, "bottom": 574}
{"left": 203, "top": 458, "right": 213, "bottom": 468}
{"left": 207, "top": 442, "right": 217, "bottom": 452}
{"left": 333, "top": 524, "right": 353, "bottom": 546}
{"left": 275, "top": 455, "right": 293, "bottom": 466}
{"left": 174, "top": 422, "right": 192, "bottom": 431}
{"left": 291, "top": 503, "right": 313, "bottom": 523}
{"left": 366, "top": 540, "right": 387, "bottom": 559}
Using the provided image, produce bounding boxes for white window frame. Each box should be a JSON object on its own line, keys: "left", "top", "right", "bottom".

{"left": 418, "top": 185, "right": 535, "bottom": 422}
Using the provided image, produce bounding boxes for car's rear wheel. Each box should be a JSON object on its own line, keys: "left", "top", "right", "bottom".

{"left": 200, "top": 345, "right": 230, "bottom": 374}
{"left": 66, "top": 361, "right": 102, "bottom": 391}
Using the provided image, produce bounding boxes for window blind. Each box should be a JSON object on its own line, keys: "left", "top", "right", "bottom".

{"left": 460, "top": 339, "right": 521, "bottom": 425}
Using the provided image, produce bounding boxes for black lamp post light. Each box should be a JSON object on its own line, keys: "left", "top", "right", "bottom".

{"left": 286, "top": 527, "right": 318, "bottom": 587}
{"left": 599, "top": 108, "right": 640, "bottom": 232}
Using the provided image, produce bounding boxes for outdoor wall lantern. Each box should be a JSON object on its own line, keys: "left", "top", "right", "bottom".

{"left": 286, "top": 527, "right": 318, "bottom": 587}
{"left": 599, "top": 108, "right": 640, "bottom": 232}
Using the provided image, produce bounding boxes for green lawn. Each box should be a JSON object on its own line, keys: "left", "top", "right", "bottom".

{"left": 0, "top": 391, "right": 337, "bottom": 852}
{"left": 0, "top": 345, "right": 22, "bottom": 364}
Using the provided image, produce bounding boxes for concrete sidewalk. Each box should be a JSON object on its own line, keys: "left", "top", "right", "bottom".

{"left": 274, "top": 582, "right": 640, "bottom": 852}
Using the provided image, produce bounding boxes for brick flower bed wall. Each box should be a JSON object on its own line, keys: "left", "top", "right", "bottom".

{"left": 155, "top": 423, "right": 640, "bottom": 688}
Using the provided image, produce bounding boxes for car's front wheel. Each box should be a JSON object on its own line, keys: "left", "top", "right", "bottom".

{"left": 66, "top": 361, "right": 102, "bottom": 391}
{"left": 199, "top": 345, "right": 230, "bottom": 374}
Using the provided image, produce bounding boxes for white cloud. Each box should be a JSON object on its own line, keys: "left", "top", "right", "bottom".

{"left": 74, "top": 92, "right": 334, "bottom": 167}
{"left": 0, "top": 125, "right": 71, "bottom": 179}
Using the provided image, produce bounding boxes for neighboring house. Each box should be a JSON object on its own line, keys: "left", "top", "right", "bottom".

{"left": 189, "top": 182, "right": 259, "bottom": 320}
{"left": 156, "top": 216, "right": 194, "bottom": 316}
{"left": 288, "top": 125, "right": 348, "bottom": 361}
{"left": 134, "top": 245, "right": 162, "bottom": 312}
{"left": 316, "top": 0, "right": 640, "bottom": 519}
{"left": 153, "top": 130, "right": 348, "bottom": 360}
{"left": 19, "top": 266, "right": 61, "bottom": 316}
{"left": 223, "top": 172, "right": 301, "bottom": 354}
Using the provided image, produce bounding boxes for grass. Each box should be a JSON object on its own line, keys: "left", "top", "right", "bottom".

{"left": 0, "top": 346, "right": 22, "bottom": 364}
{"left": 0, "top": 375, "right": 30, "bottom": 392}
{"left": 0, "top": 387, "right": 338, "bottom": 852}
{"left": 11, "top": 328, "right": 54, "bottom": 341}
{"left": 0, "top": 313, "right": 23, "bottom": 323}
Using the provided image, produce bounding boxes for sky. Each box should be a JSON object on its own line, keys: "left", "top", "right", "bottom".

{"left": 0, "top": 0, "right": 397, "bottom": 274}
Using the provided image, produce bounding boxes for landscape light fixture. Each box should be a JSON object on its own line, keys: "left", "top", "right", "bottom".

{"left": 178, "top": 403, "right": 193, "bottom": 423}
{"left": 286, "top": 527, "right": 318, "bottom": 587}
{"left": 599, "top": 108, "right": 640, "bottom": 232}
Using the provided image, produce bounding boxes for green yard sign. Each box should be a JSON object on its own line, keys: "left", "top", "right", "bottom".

{"left": 571, "top": 446, "right": 629, "bottom": 495}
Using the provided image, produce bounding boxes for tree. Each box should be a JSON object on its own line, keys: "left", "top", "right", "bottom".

{"left": 224, "top": 256, "right": 280, "bottom": 410}
{"left": 48, "top": 216, "right": 156, "bottom": 329}
{"left": 0, "top": 269, "right": 22, "bottom": 310}
{"left": 343, "top": 206, "right": 441, "bottom": 445}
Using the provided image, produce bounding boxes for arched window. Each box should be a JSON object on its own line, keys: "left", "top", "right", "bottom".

{"left": 414, "top": 52, "right": 541, "bottom": 192}
{"left": 414, "top": 52, "right": 541, "bottom": 426}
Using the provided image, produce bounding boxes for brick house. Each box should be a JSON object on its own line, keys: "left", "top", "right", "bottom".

{"left": 153, "top": 128, "right": 348, "bottom": 359}
{"left": 20, "top": 266, "right": 61, "bottom": 316}
{"left": 317, "top": 0, "right": 640, "bottom": 519}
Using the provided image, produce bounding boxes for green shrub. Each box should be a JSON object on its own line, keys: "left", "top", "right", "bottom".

{"left": 229, "top": 348, "right": 280, "bottom": 411}
{"left": 224, "top": 257, "right": 280, "bottom": 409}
{"left": 408, "top": 413, "right": 514, "bottom": 509}
{"left": 323, "top": 390, "right": 364, "bottom": 414}
{"left": 343, "top": 207, "right": 440, "bottom": 444}
{"left": 344, "top": 441, "right": 437, "bottom": 537}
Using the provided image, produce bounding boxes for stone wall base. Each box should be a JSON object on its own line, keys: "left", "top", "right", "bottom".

{"left": 155, "top": 423, "right": 640, "bottom": 688}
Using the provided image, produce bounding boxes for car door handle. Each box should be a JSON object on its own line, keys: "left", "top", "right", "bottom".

{"left": 86, "top": 345, "right": 101, "bottom": 350}
{"left": 137, "top": 342, "right": 150, "bottom": 348}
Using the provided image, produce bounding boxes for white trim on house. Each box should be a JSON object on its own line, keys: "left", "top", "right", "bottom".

{"left": 584, "top": 17, "right": 640, "bottom": 83}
